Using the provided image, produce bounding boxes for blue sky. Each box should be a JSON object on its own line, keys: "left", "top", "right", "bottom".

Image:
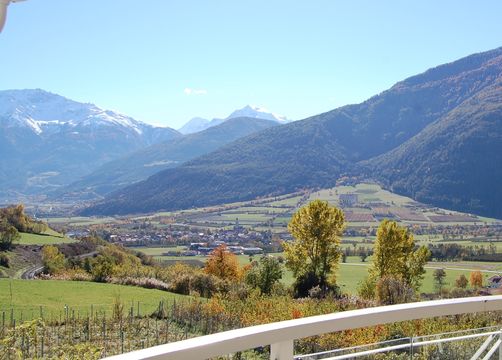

{"left": 1, "top": 0, "right": 501, "bottom": 129}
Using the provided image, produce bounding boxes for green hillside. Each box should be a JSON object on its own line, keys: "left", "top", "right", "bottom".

{"left": 0, "top": 279, "right": 188, "bottom": 319}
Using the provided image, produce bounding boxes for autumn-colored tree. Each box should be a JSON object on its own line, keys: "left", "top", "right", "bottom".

{"left": 469, "top": 270, "right": 483, "bottom": 288}
{"left": 91, "top": 254, "right": 115, "bottom": 282}
{"left": 370, "top": 220, "right": 430, "bottom": 291}
{"left": 455, "top": 274, "right": 468, "bottom": 289}
{"left": 0, "top": 219, "right": 20, "bottom": 251}
{"left": 284, "top": 200, "right": 345, "bottom": 297}
{"left": 41, "top": 245, "right": 66, "bottom": 274}
{"left": 0, "top": 204, "right": 47, "bottom": 234}
{"left": 204, "top": 245, "right": 241, "bottom": 281}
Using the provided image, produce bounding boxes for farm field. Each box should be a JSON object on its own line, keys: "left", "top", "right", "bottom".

{"left": 166, "top": 183, "right": 501, "bottom": 231}
{"left": 132, "top": 246, "right": 187, "bottom": 256}
{"left": 0, "top": 279, "right": 188, "bottom": 319}
{"left": 336, "top": 261, "right": 496, "bottom": 294}
{"left": 47, "top": 216, "right": 118, "bottom": 227}
{"left": 46, "top": 183, "right": 501, "bottom": 235}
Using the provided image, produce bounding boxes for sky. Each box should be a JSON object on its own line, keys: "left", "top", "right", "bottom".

{"left": 1, "top": 0, "right": 501, "bottom": 129}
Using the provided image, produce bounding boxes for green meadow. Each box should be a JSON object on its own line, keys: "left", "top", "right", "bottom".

{"left": 0, "top": 279, "right": 188, "bottom": 319}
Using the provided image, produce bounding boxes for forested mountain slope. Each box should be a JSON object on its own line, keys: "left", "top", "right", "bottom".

{"left": 83, "top": 47, "right": 502, "bottom": 217}
{"left": 59, "top": 117, "right": 278, "bottom": 197}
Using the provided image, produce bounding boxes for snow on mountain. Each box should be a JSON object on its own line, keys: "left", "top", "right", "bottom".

{"left": 0, "top": 89, "right": 181, "bottom": 197}
{"left": 0, "top": 89, "right": 172, "bottom": 137}
{"left": 225, "top": 105, "right": 288, "bottom": 123}
{"left": 178, "top": 105, "right": 288, "bottom": 134}
{"left": 178, "top": 117, "right": 210, "bottom": 134}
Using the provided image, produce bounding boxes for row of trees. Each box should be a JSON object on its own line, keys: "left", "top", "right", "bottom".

{"left": 281, "top": 200, "right": 431, "bottom": 303}
{"left": 429, "top": 242, "right": 500, "bottom": 261}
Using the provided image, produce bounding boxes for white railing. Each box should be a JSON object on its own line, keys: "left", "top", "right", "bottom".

{"left": 105, "top": 295, "right": 502, "bottom": 360}
{"left": 298, "top": 326, "right": 502, "bottom": 359}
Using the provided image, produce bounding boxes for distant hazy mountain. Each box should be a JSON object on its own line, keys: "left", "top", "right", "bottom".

{"left": 83, "top": 47, "right": 502, "bottom": 218}
{"left": 226, "top": 105, "right": 288, "bottom": 123}
{"left": 58, "top": 117, "right": 278, "bottom": 198}
{"left": 0, "top": 89, "right": 180, "bottom": 197}
{"left": 177, "top": 117, "right": 210, "bottom": 135}
{"left": 178, "top": 105, "right": 288, "bottom": 134}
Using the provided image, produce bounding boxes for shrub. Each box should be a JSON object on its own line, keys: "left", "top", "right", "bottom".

{"left": 375, "top": 276, "right": 415, "bottom": 305}
{"left": 90, "top": 254, "right": 115, "bottom": 282}
{"left": 108, "top": 277, "right": 171, "bottom": 291}
{"left": 41, "top": 245, "right": 66, "bottom": 274}
{"left": 190, "top": 272, "right": 220, "bottom": 298}
{"left": 0, "top": 253, "right": 10, "bottom": 268}
{"left": 455, "top": 274, "right": 468, "bottom": 289}
{"left": 358, "top": 276, "right": 376, "bottom": 300}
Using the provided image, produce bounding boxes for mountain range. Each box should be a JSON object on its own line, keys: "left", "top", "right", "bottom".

{"left": 178, "top": 105, "right": 288, "bottom": 134}
{"left": 0, "top": 89, "right": 180, "bottom": 197}
{"left": 83, "top": 47, "right": 502, "bottom": 219}
{"left": 58, "top": 117, "right": 278, "bottom": 198}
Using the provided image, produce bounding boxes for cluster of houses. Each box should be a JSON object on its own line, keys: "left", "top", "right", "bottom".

{"left": 104, "top": 225, "right": 272, "bottom": 248}
{"left": 188, "top": 241, "right": 263, "bottom": 255}
{"left": 160, "top": 242, "right": 263, "bottom": 257}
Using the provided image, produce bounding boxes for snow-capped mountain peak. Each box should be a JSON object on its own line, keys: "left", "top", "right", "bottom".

{"left": 226, "top": 105, "right": 288, "bottom": 123}
{"left": 177, "top": 117, "right": 210, "bottom": 134}
{"left": 178, "top": 105, "right": 289, "bottom": 134}
{"left": 0, "top": 89, "right": 172, "bottom": 137}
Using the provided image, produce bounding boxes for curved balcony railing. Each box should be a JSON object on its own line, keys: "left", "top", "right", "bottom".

{"left": 105, "top": 295, "right": 502, "bottom": 360}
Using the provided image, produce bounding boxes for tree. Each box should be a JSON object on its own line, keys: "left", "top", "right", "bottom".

{"left": 433, "top": 268, "right": 447, "bottom": 295}
{"left": 455, "top": 274, "right": 468, "bottom": 289}
{"left": 245, "top": 256, "right": 283, "bottom": 295}
{"left": 370, "top": 220, "right": 430, "bottom": 291}
{"left": 283, "top": 200, "right": 345, "bottom": 297}
{"left": 204, "top": 245, "right": 241, "bottom": 281}
{"left": 41, "top": 245, "right": 66, "bottom": 274}
{"left": 359, "top": 247, "right": 368, "bottom": 262}
{"left": 469, "top": 270, "right": 483, "bottom": 288}
{"left": 0, "top": 220, "right": 20, "bottom": 251}
{"left": 91, "top": 254, "right": 115, "bottom": 282}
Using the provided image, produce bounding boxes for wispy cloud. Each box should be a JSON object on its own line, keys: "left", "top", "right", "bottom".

{"left": 184, "top": 88, "right": 207, "bottom": 96}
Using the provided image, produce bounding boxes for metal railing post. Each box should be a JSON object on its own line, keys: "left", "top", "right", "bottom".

{"left": 270, "top": 340, "right": 294, "bottom": 360}
{"left": 499, "top": 329, "right": 502, "bottom": 360}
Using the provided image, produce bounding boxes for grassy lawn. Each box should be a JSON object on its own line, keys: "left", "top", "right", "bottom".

{"left": 134, "top": 246, "right": 187, "bottom": 256}
{"left": 47, "top": 216, "right": 118, "bottom": 226}
{"left": 335, "top": 261, "right": 494, "bottom": 294}
{"left": 0, "top": 279, "right": 188, "bottom": 320}
{"left": 18, "top": 232, "right": 75, "bottom": 245}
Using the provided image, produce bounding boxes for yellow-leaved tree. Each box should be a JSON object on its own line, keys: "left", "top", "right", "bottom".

{"left": 284, "top": 200, "right": 345, "bottom": 297}
{"left": 204, "top": 245, "right": 242, "bottom": 281}
{"left": 362, "top": 220, "right": 430, "bottom": 302}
